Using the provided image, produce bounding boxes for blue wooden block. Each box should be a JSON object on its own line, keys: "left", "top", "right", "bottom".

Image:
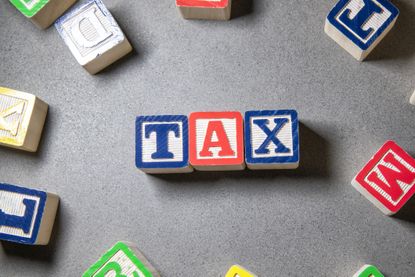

{"left": 0, "top": 183, "right": 59, "bottom": 245}
{"left": 325, "top": 0, "right": 399, "bottom": 61}
{"left": 245, "top": 110, "right": 299, "bottom": 170}
{"left": 136, "top": 115, "right": 193, "bottom": 173}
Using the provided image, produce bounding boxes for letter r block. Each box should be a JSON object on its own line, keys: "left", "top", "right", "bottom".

{"left": 54, "top": 0, "right": 132, "bottom": 74}
{"left": 325, "top": 0, "right": 399, "bottom": 61}
{"left": 352, "top": 141, "right": 415, "bottom": 215}
{"left": 353, "top": 265, "right": 384, "bottom": 277}
{"left": 136, "top": 115, "right": 192, "bottom": 174}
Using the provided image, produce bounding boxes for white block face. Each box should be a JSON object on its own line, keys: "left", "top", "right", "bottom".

{"left": 92, "top": 250, "right": 144, "bottom": 277}
{"left": 0, "top": 94, "right": 28, "bottom": 141}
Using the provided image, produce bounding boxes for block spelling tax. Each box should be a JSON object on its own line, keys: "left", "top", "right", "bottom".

{"left": 55, "top": 0, "right": 132, "bottom": 74}
{"left": 353, "top": 265, "right": 384, "bottom": 277}
{"left": 225, "top": 264, "right": 257, "bottom": 277}
{"left": 176, "top": 0, "right": 232, "bottom": 20}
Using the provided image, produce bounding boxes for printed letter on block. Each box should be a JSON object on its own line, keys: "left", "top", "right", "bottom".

{"left": 245, "top": 110, "right": 299, "bottom": 170}
{"left": 0, "top": 87, "right": 48, "bottom": 152}
{"left": 55, "top": 0, "right": 132, "bottom": 74}
{"left": 189, "top": 111, "right": 245, "bottom": 171}
{"left": 136, "top": 115, "right": 192, "bottom": 174}
{"left": 353, "top": 265, "right": 384, "bottom": 277}
{"left": 176, "top": 0, "right": 232, "bottom": 20}
{"left": 83, "top": 241, "right": 160, "bottom": 277}
{"left": 325, "top": 0, "right": 399, "bottom": 61}
{"left": 0, "top": 183, "right": 59, "bottom": 245}
{"left": 225, "top": 265, "right": 257, "bottom": 277}
{"left": 352, "top": 141, "right": 415, "bottom": 215}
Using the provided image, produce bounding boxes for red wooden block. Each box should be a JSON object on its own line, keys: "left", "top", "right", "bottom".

{"left": 176, "top": 0, "right": 231, "bottom": 20}
{"left": 189, "top": 111, "right": 245, "bottom": 171}
{"left": 352, "top": 141, "right": 415, "bottom": 215}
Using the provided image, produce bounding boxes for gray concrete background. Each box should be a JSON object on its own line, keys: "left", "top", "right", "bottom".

{"left": 0, "top": 0, "right": 414, "bottom": 276}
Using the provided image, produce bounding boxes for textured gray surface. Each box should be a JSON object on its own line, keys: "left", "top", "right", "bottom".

{"left": 0, "top": 0, "right": 415, "bottom": 276}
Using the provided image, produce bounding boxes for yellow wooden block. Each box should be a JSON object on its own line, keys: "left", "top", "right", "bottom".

{"left": 225, "top": 265, "right": 257, "bottom": 277}
{"left": 0, "top": 87, "right": 48, "bottom": 152}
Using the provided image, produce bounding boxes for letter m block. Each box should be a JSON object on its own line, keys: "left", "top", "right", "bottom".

{"left": 352, "top": 141, "right": 415, "bottom": 215}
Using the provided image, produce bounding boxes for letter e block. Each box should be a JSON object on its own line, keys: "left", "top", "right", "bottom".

{"left": 225, "top": 265, "right": 257, "bottom": 277}
{"left": 55, "top": 0, "right": 132, "bottom": 74}
{"left": 352, "top": 141, "right": 415, "bottom": 215}
{"left": 325, "top": 0, "right": 399, "bottom": 61}
{"left": 176, "top": 0, "right": 232, "bottom": 20}
{"left": 353, "top": 265, "right": 384, "bottom": 277}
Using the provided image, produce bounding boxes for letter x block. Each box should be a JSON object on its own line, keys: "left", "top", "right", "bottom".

{"left": 325, "top": 0, "right": 399, "bottom": 61}
{"left": 0, "top": 87, "right": 48, "bottom": 152}
{"left": 55, "top": 0, "right": 132, "bottom": 74}
{"left": 83, "top": 241, "right": 160, "bottom": 277}
{"left": 189, "top": 111, "right": 245, "bottom": 171}
{"left": 352, "top": 141, "right": 415, "bottom": 215}
{"left": 225, "top": 265, "right": 257, "bottom": 277}
{"left": 0, "top": 183, "right": 59, "bottom": 245}
{"left": 245, "top": 110, "right": 299, "bottom": 170}
{"left": 410, "top": 90, "right": 415, "bottom": 105}
{"left": 353, "top": 265, "right": 384, "bottom": 277}
{"left": 136, "top": 115, "right": 192, "bottom": 173}
{"left": 176, "top": 0, "right": 232, "bottom": 20}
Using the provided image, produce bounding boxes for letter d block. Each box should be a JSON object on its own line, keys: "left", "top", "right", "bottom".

{"left": 136, "top": 115, "right": 192, "bottom": 173}
{"left": 352, "top": 141, "right": 415, "bottom": 215}
{"left": 0, "top": 183, "right": 59, "bottom": 245}
{"left": 325, "top": 0, "right": 399, "bottom": 61}
{"left": 225, "top": 265, "right": 257, "bottom": 277}
{"left": 55, "top": 0, "right": 132, "bottom": 74}
{"left": 176, "top": 0, "right": 232, "bottom": 20}
{"left": 353, "top": 265, "right": 384, "bottom": 277}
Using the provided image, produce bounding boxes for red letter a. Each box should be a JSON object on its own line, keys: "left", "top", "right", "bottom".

{"left": 199, "top": 121, "right": 234, "bottom": 157}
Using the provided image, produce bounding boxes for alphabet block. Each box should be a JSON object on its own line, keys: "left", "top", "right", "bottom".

{"left": 245, "top": 110, "right": 299, "bottom": 170}
{"left": 352, "top": 141, "right": 415, "bottom": 215}
{"left": 83, "top": 241, "right": 160, "bottom": 277}
{"left": 0, "top": 87, "right": 48, "bottom": 152}
{"left": 54, "top": 0, "right": 132, "bottom": 74}
{"left": 225, "top": 265, "right": 257, "bottom": 277}
{"left": 189, "top": 111, "right": 245, "bottom": 171}
{"left": 410, "top": 90, "right": 415, "bottom": 105}
{"left": 325, "top": 0, "right": 399, "bottom": 61}
{"left": 353, "top": 265, "right": 384, "bottom": 277}
{"left": 136, "top": 115, "right": 192, "bottom": 174}
{"left": 176, "top": 0, "right": 232, "bottom": 20}
{"left": 0, "top": 183, "right": 59, "bottom": 245}
{"left": 9, "top": 0, "right": 77, "bottom": 29}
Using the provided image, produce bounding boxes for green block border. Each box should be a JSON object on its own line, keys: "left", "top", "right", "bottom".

{"left": 9, "top": 0, "right": 49, "bottom": 17}
{"left": 360, "top": 265, "right": 384, "bottom": 277}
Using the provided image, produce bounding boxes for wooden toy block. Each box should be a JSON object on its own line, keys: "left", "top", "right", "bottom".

{"left": 325, "top": 0, "right": 399, "bottom": 61}
{"left": 9, "top": 0, "right": 77, "bottom": 29}
{"left": 353, "top": 265, "right": 384, "bottom": 277}
{"left": 225, "top": 265, "right": 257, "bottom": 277}
{"left": 176, "top": 0, "right": 232, "bottom": 20}
{"left": 410, "top": 90, "right": 415, "bottom": 105}
{"left": 351, "top": 141, "right": 415, "bottom": 215}
{"left": 0, "top": 183, "right": 59, "bottom": 245}
{"left": 245, "top": 110, "right": 299, "bottom": 170}
{"left": 54, "top": 0, "right": 132, "bottom": 74}
{"left": 136, "top": 115, "right": 193, "bottom": 174}
{"left": 0, "top": 87, "right": 48, "bottom": 152}
{"left": 189, "top": 111, "right": 245, "bottom": 171}
{"left": 83, "top": 241, "right": 160, "bottom": 277}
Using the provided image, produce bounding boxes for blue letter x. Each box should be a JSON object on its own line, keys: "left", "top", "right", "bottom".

{"left": 253, "top": 118, "right": 291, "bottom": 154}
{"left": 145, "top": 124, "right": 180, "bottom": 159}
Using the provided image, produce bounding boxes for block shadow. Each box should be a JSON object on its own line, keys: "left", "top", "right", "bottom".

{"left": 393, "top": 195, "right": 415, "bottom": 223}
{"left": 231, "top": 0, "right": 254, "bottom": 19}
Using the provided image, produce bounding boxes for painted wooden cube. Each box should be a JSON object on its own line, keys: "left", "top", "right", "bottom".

{"left": 410, "top": 90, "right": 415, "bottom": 105}
{"left": 0, "top": 183, "right": 59, "bottom": 245}
{"left": 176, "top": 0, "right": 232, "bottom": 20}
{"left": 0, "top": 87, "right": 48, "bottom": 152}
{"left": 83, "top": 241, "right": 160, "bottom": 277}
{"left": 9, "top": 0, "right": 77, "bottom": 29}
{"left": 325, "top": 0, "right": 399, "bottom": 61}
{"left": 353, "top": 265, "right": 384, "bottom": 277}
{"left": 136, "top": 115, "right": 192, "bottom": 174}
{"left": 225, "top": 265, "right": 257, "bottom": 277}
{"left": 55, "top": 0, "right": 132, "bottom": 74}
{"left": 245, "top": 110, "right": 299, "bottom": 170}
{"left": 352, "top": 141, "right": 415, "bottom": 215}
{"left": 189, "top": 111, "right": 245, "bottom": 171}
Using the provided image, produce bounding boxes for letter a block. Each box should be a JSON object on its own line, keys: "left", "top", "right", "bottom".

{"left": 176, "top": 0, "right": 232, "bottom": 20}
{"left": 189, "top": 111, "right": 245, "bottom": 171}
{"left": 353, "top": 265, "right": 384, "bottom": 277}
{"left": 225, "top": 265, "right": 257, "bottom": 277}
{"left": 83, "top": 241, "right": 160, "bottom": 277}
{"left": 136, "top": 115, "right": 192, "bottom": 173}
{"left": 325, "top": 0, "right": 399, "bottom": 61}
{"left": 0, "top": 87, "right": 48, "bottom": 152}
{"left": 245, "top": 110, "right": 299, "bottom": 170}
{"left": 352, "top": 141, "right": 415, "bottom": 215}
{"left": 0, "top": 183, "right": 59, "bottom": 245}
{"left": 55, "top": 0, "right": 132, "bottom": 74}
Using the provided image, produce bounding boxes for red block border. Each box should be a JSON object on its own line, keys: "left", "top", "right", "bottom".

{"left": 176, "top": 0, "right": 229, "bottom": 8}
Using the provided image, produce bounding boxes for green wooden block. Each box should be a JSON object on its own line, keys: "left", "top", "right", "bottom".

{"left": 353, "top": 265, "right": 384, "bottom": 277}
{"left": 9, "top": 0, "right": 49, "bottom": 17}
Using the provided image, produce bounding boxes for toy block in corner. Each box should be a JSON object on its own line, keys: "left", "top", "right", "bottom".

{"left": 410, "top": 90, "right": 415, "bottom": 105}
{"left": 352, "top": 141, "right": 415, "bottom": 215}
{"left": 136, "top": 115, "right": 193, "bottom": 173}
{"left": 325, "top": 0, "right": 399, "bottom": 61}
{"left": 0, "top": 183, "right": 59, "bottom": 245}
{"left": 83, "top": 241, "right": 160, "bottom": 277}
{"left": 176, "top": 0, "right": 232, "bottom": 20}
{"left": 189, "top": 111, "right": 245, "bottom": 171}
{"left": 353, "top": 265, "right": 384, "bottom": 277}
{"left": 54, "top": 0, "right": 132, "bottom": 74}
{"left": 245, "top": 110, "right": 299, "bottom": 170}
{"left": 225, "top": 265, "right": 257, "bottom": 277}
{"left": 9, "top": 0, "right": 77, "bottom": 29}
{"left": 0, "top": 87, "right": 48, "bottom": 152}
